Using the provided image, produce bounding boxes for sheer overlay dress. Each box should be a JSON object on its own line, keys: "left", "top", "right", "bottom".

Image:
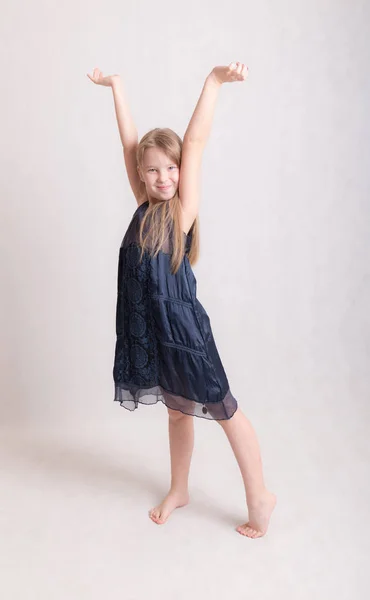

{"left": 113, "top": 200, "right": 238, "bottom": 420}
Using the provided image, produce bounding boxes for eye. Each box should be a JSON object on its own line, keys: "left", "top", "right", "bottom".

{"left": 169, "top": 166, "right": 177, "bottom": 170}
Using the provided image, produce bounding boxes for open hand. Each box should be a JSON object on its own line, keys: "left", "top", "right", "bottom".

{"left": 211, "top": 62, "right": 248, "bottom": 85}
{"left": 87, "top": 67, "right": 119, "bottom": 87}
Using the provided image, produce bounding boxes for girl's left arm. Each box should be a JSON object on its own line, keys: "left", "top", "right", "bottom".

{"left": 183, "top": 72, "right": 222, "bottom": 145}
{"left": 183, "top": 62, "right": 248, "bottom": 145}
{"left": 179, "top": 63, "right": 248, "bottom": 222}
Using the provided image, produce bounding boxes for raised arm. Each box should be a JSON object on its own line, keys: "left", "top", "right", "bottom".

{"left": 110, "top": 76, "right": 138, "bottom": 147}
{"left": 183, "top": 72, "right": 222, "bottom": 144}
{"left": 111, "top": 77, "right": 143, "bottom": 204}
{"left": 184, "top": 62, "right": 248, "bottom": 143}
{"left": 179, "top": 62, "right": 248, "bottom": 226}
{"left": 87, "top": 68, "right": 142, "bottom": 205}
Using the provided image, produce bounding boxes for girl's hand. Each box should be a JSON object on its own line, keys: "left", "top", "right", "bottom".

{"left": 211, "top": 62, "right": 248, "bottom": 85}
{"left": 87, "top": 67, "right": 119, "bottom": 87}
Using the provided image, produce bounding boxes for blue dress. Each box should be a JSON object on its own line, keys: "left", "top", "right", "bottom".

{"left": 113, "top": 200, "right": 238, "bottom": 420}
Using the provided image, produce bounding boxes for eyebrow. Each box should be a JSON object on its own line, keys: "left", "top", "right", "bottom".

{"left": 145, "top": 164, "right": 176, "bottom": 168}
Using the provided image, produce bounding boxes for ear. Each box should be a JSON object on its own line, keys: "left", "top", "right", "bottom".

{"left": 137, "top": 165, "right": 144, "bottom": 182}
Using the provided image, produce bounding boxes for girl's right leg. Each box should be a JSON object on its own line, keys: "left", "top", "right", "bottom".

{"left": 149, "top": 407, "right": 193, "bottom": 524}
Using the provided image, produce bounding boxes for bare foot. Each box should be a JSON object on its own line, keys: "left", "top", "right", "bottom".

{"left": 236, "top": 491, "right": 277, "bottom": 538}
{"left": 148, "top": 490, "right": 190, "bottom": 525}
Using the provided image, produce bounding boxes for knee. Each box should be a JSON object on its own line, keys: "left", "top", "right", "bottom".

{"left": 217, "top": 407, "right": 239, "bottom": 427}
{"left": 167, "top": 407, "right": 191, "bottom": 422}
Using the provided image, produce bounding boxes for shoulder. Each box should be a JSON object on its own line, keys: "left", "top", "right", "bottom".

{"left": 134, "top": 199, "right": 149, "bottom": 214}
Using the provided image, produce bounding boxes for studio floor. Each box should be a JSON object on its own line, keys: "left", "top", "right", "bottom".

{"left": 1, "top": 400, "right": 367, "bottom": 600}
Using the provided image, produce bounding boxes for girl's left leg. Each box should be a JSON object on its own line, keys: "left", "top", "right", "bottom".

{"left": 217, "top": 406, "right": 277, "bottom": 538}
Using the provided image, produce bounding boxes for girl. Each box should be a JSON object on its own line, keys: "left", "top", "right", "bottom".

{"left": 87, "top": 63, "right": 276, "bottom": 538}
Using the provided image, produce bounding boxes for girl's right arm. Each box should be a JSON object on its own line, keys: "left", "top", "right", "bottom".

{"left": 87, "top": 68, "right": 142, "bottom": 205}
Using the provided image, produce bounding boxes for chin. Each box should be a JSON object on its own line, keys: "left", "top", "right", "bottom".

{"left": 149, "top": 187, "right": 178, "bottom": 202}
{"left": 155, "top": 193, "right": 177, "bottom": 202}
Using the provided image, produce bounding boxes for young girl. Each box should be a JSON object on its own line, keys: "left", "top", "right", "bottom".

{"left": 88, "top": 62, "right": 276, "bottom": 538}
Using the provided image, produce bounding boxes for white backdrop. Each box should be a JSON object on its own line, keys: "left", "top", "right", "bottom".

{"left": 1, "top": 1, "right": 368, "bottom": 426}
{"left": 0, "top": 1, "right": 369, "bottom": 598}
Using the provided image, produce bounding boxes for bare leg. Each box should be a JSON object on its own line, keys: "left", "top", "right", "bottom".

{"left": 149, "top": 407, "right": 193, "bottom": 524}
{"left": 218, "top": 407, "right": 277, "bottom": 538}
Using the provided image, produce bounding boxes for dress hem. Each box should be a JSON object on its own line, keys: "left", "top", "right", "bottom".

{"left": 113, "top": 384, "right": 238, "bottom": 421}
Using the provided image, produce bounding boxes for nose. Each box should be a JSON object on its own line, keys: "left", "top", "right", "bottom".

{"left": 157, "top": 171, "right": 169, "bottom": 183}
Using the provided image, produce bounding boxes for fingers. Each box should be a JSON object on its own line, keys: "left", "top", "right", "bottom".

{"left": 87, "top": 67, "right": 102, "bottom": 84}
{"left": 87, "top": 73, "right": 97, "bottom": 83}
{"left": 236, "top": 62, "right": 245, "bottom": 79}
{"left": 240, "top": 64, "right": 248, "bottom": 80}
{"left": 227, "top": 62, "right": 248, "bottom": 81}
{"left": 235, "top": 62, "right": 248, "bottom": 80}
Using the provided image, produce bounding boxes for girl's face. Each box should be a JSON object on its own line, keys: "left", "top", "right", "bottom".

{"left": 138, "top": 147, "right": 180, "bottom": 202}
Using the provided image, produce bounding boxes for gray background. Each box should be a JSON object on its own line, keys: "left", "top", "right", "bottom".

{"left": 1, "top": 0, "right": 369, "bottom": 598}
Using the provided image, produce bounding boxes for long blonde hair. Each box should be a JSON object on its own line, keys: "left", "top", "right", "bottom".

{"left": 136, "top": 128, "right": 199, "bottom": 274}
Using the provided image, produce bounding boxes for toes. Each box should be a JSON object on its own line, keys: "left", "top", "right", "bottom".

{"left": 149, "top": 509, "right": 167, "bottom": 524}
{"left": 150, "top": 515, "right": 161, "bottom": 524}
{"left": 236, "top": 523, "right": 262, "bottom": 538}
{"left": 149, "top": 509, "right": 160, "bottom": 522}
{"left": 154, "top": 515, "right": 166, "bottom": 524}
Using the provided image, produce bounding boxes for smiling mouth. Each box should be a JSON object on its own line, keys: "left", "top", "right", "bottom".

{"left": 157, "top": 185, "right": 171, "bottom": 190}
